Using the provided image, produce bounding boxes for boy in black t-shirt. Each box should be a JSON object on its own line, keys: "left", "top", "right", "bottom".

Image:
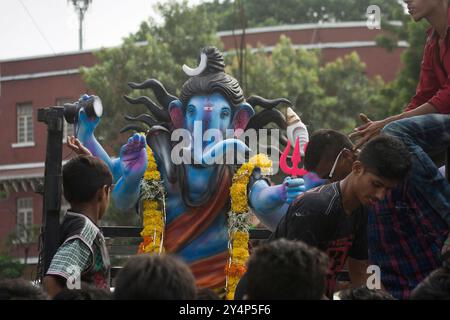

{"left": 271, "top": 135, "right": 411, "bottom": 297}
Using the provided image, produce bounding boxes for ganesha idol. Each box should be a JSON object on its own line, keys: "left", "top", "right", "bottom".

{"left": 75, "top": 47, "right": 313, "bottom": 298}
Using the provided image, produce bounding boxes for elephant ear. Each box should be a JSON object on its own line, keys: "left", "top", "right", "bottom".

{"left": 168, "top": 100, "right": 185, "bottom": 129}
{"left": 233, "top": 102, "right": 255, "bottom": 137}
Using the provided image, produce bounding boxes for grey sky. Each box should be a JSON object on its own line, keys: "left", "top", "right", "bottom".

{"left": 0, "top": 0, "right": 203, "bottom": 61}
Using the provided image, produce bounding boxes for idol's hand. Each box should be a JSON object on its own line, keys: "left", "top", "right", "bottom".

{"left": 120, "top": 134, "right": 148, "bottom": 183}
{"left": 283, "top": 177, "right": 306, "bottom": 204}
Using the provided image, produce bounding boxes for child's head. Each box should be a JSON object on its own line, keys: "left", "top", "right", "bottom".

{"left": 63, "top": 155, "right": 113, "bottom": 219}
{"left": 410, "top": 267, "right": 450, "bottom": 300}
{"left": 0, "top": 279, "right": 47, "bottom": 300}
{"left": 246, "top": 239, "right": 328, "bottom": 300}
{"left": 351, "top": 135, "right": 411, "bottom": 206}
{"left": 335, "top": 286, "right": 396, "bottom": 300}
{"left": 114, "top": 254, "right": 197, "bottom": 300}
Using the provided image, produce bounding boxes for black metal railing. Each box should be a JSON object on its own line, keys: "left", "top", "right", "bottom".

{"left": 101, "top": 226, "right": 271, "bottom": 240}
{"left": 102, "top": 227, "right": 272, "bottom": 281}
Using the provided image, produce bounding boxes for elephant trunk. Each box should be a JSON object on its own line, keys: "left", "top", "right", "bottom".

{"left": 202, "top": 138, "right": 250, "bottom": 165}
{"left": 187, "top": 138, "right": 250, "bottom": 165}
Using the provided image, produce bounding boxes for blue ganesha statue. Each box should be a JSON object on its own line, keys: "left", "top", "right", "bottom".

{"left": 75, "top": 47, "right": 309, "bottom": 292}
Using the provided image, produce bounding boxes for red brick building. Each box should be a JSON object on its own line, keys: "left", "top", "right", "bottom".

{"left": 0, "top": 21, "right": 406, "bottom": 267}
{"left": 219, "top": 21, "right": 406, "bottom": 82}
{"left": 0, "top": 52, "right": 97, "bottom": 266}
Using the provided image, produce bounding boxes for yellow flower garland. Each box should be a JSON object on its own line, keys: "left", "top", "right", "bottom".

{"left": 135, "top": 137, "right": 272, "bottom": 299}
{"left": 138, "top": 141, "right": 166, "bottom": 255}
{"left": 226, "top": 154, "right": 272, "bottom": 300}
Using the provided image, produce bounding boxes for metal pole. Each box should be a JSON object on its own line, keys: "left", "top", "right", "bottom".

{"left": 37, "top": 107, "right": 64, "bottom": 280}
{"left": 70, "top": 0, "right": 91, "bottom": 51}
{"left": 79, "top": 8, "right": 83, "bottom": 50}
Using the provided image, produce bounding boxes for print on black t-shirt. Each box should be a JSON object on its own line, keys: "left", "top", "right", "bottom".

{"left": 270, "top": 182, "right": 368, "bottom": 297}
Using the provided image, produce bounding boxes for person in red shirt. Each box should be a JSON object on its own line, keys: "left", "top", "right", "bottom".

{"left": 352, "top": 0, "right": 450, "bottom": 146}
{"left": 350, "top": 0, "right": 450, "bottom": 279}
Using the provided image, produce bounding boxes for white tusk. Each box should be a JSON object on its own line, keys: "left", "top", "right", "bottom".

{"left": 182, "top": 53, "right": 208, "bottom": 77}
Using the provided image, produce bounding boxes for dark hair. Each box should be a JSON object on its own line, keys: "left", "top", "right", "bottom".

{"left": 180, "top": 47, "right": 244, "bottom": 109}
{"left": 53, "top": 282, "right": 112, "bottom": 300}
{"left": 63, "top": 155, "right": 113, "bottom": 204}
{"left": 0, "top": 279, "right": 47, "bottom": 300}
{"left": 337, "top": 286, "right": 396, "bottom": 300}
{"left": 304, "top": 129, "right": 354, "bottom": 172}
{"left": 247, "top": 239, "right": 328, "bottom": 300}
{"left": 410, "top": 267, "right": 450, "bottom": 300}
{"left": 358, "top": 135, "right": 411, "bottom": 180}
{"left": 114, "top": 254, "right": 197, "bottom": 300}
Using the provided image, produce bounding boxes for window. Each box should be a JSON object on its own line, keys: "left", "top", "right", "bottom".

{"left": 16, "top": 198, "right": 33, "bottom": 242}
{"left": 17, "top": 104, "right": 34, "bottom": 143}
{"left": 56, "top": 98, "right": 75, "bottom": 142}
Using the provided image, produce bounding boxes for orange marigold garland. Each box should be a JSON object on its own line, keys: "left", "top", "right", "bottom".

{"left": 137, "top": 140, "right": 166, "bottom": 255}
{"left": 226, "top": 154, "right": 272, "bottom": 300}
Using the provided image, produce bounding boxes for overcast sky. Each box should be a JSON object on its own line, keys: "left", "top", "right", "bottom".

{"left": 0, "top": 0, "right": 203, "bottom": 61}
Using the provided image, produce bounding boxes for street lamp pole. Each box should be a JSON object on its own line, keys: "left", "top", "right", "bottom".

{"left": 70, "top": 0, "right": 92, "bottom": 51}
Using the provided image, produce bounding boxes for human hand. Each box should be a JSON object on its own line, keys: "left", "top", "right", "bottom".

{"left": 349, "top": 115, "right": 388, "bottom": 149}
{"left": 67, "top": 136, "right": 93, "bottom": 156}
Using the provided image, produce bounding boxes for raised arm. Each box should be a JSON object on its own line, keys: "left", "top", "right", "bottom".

{"left": 76, "top": 108, "right": 121, "bottom": 181}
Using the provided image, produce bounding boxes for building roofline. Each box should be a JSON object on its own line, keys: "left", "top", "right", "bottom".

{"left": 0, "top": 41, "right": 409, "bottom": 82}
{"left": 0, "top": 162, "right": 46, "bottom": 171}
{"left": 0, "top": 41, "right": 148, "bottom": 64}
{"left": 217, "top": 20, "right": 403, "bottom": 37}
{"left": 244, "top": 40, "right": 409, "bottom": 53}
{"left": 0, "top": 48, "right": 97, "bottom": 64}
{"left": 0, "top": 21, "right": 403, "bottom": 63}
{"left": 0, "top": 161, "right": 69, "bottom": 172}
{"left": 0, "top": 69, "right": 80, "bottom": 82}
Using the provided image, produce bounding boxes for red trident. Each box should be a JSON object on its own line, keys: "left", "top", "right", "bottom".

{"left": 280, "top": 137, "right": 308, "bottom": 177}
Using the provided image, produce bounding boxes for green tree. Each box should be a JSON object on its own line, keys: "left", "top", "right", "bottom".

{"left": 319, "top": 52, "right": 387, "bottom": 131}
{"left": 200, "top": 0, "right": 405, "bottom": 30}
{"left": 81, "top": 36, "right": 178, "bottom": 152}
{"left": 6, "top": 224, "right": 40, "bottom": 266}
{"left": 387, "top": 19, "right": 429, "bottom": 114}
{"left": 131, "top": 0, "right": 222, "bottom": 66}
{"left": 0, "top": 255, "right": 24, "bottom": 280}
{"left": 228, "top": 36, "right": 385, "bottom": 133}
{"left": 374, "top": 3, "right": 430, "bottom": 116}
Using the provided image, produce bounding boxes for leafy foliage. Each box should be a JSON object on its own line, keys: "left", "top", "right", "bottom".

{"left": 200, "top": 0, "right": 405, "bottom": 31}
{"left": 228, "top": 36, "right": 386, "bottom": 133}
{"left": 0, "top": 255, "right": 24, "bottom": 279}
